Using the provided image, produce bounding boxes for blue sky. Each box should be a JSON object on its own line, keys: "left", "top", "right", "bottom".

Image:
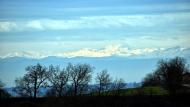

{"left": 1, "top": 0, "right": 190, "bottom": 87}
{"left": 0, "top": 0, "right": 190, "bottom": 58}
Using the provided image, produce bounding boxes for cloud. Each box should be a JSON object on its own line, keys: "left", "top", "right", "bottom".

{"left": 1, "top": 51, "right": 48, "bottom": 59}
{"left": 26, "top": 20, "right": 44, "bottom": 30}
{"left": 1, "top": 44, "right": 188, "bottom": 59}
{"left": 0, "top": 12, "right": 190, "bottom": 32}
{"left": 0, "top": 22, "right": 17, "bottom": 32}
{"left": 122, "top": 35, "right": 190, "bottom": 49}
{"left": 61, "top": 44, "right": 122, "bottom": 58}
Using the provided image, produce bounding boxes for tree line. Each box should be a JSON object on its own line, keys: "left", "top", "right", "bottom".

{"left": 13, "top": 63, "right": 125, "bottom": 98}
{"left": 0, "top": 57, "right": 190, "bottom": 98}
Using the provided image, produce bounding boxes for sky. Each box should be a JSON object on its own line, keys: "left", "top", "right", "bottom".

{"left": 0, "top": 0, "right": 190, "bottom": 59}
{"left": 0, "top": 0, "right": 190, "bottom": 87}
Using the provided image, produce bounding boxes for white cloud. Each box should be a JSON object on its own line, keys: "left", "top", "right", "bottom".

{"left": 26, "top": 20, "right": 44, "bottom": 30}
{"left": 61, "top": 44, "right": 122, "bottom": 58}
{"left": 0, "top": 12, "right": 190, "bottom": 32}
{"left": 2, "top": 44, "right": 187, "bottom": 59}
{"left": 1, "top": 51, "right": 48, "bottom": 59}
{"left": 0, "top": 22, "right": 17, "bottom": 32}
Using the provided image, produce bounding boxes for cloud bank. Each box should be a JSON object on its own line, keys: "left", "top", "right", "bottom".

{"left": 0, "top": 12, "right": 190, "bottom": 32}
{"left": 1, "top": 45, "right": 189, "bottom": 59}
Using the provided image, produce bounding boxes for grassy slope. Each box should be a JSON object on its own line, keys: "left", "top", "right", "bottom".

{"left": 91, "top": 86, "right": 168, "bottom": 96}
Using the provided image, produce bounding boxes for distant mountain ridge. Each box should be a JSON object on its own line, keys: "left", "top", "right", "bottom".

{"left": 1, "top": 46, "right": 189, "bottom": 59}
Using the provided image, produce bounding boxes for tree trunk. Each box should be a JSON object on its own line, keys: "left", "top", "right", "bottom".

{"left": 74, "top": 84, "right": 77, "bottom": 96}
{"left": 34, "top": 76, "right": 37, "bottom": 98}
{"left": 59, "top": 87, "right": 63, "bottom": 97}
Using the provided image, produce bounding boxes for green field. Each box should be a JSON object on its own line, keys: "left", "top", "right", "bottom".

{"left": 90, "top": 86, "right": 168, "bottom": 96}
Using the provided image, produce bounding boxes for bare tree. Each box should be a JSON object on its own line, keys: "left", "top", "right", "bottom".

{"left": 14, "top": 63, "right": 50, "bottom": 98}
{"left": 142, "top": 72, "right": 161, "bottom": 87}
{"left": 157, "top": 57, "right": 189, "bottom": 95}
{"left": 47, "top": 65, "right": 69, "bottom": 97}
{"left": 14, "top": 76, "right": 33, "bottom": 97}
{"left": 96, "top": 70, "right": 112, "bottom": 96}
{"left": 142, "top": 57, "right": 189, "bottom": 95}
{"left": 111, "top": 78, "right": 126, "bottom": 96}
{"left": 67, "top": 63, "right": 93, "bottom": 96}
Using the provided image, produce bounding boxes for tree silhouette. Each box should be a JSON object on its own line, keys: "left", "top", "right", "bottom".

{"left": 142, "top": 57, "right": 189, "bottom": 95}
{"left": 0, "top": 80, "right": 4, "bottom": 89}
{"left": 157, "top": 57, "right": 189, "bottom": 95}
{"left": 14, "top": 63, "right": 50, "bottom": 98}
{"left": 14, "top": 76, "right": 33, "bottom": 97}
{"left": 96, "top": 70, "right": 112, "bottom": 96}
{"left": 0, "top": 80, "right": 5, "bottom": 98}
{"left": 142, "top": 72, "right": 161, "bottom": 87}
{"left": 47, "top": 65, "right": 69, "bottom": 97}
{"left": 111, "top": 78, "right": 126, "bottom": 96}
{"left": 67, "top": 63, "right": 93, "bottom": 96}
{"left": 0, "top": 80, "right": 11, "bottom": 98}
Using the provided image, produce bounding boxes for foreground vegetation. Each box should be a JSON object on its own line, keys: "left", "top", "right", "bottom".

{"left": 0, "top": 57, "right": 190, "bottom": 107}
{"left": 1, "top": 86, "right": 190, "bottom": 107}
{"left": 1, "top": 95, "right": 190, "bottom": 107}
